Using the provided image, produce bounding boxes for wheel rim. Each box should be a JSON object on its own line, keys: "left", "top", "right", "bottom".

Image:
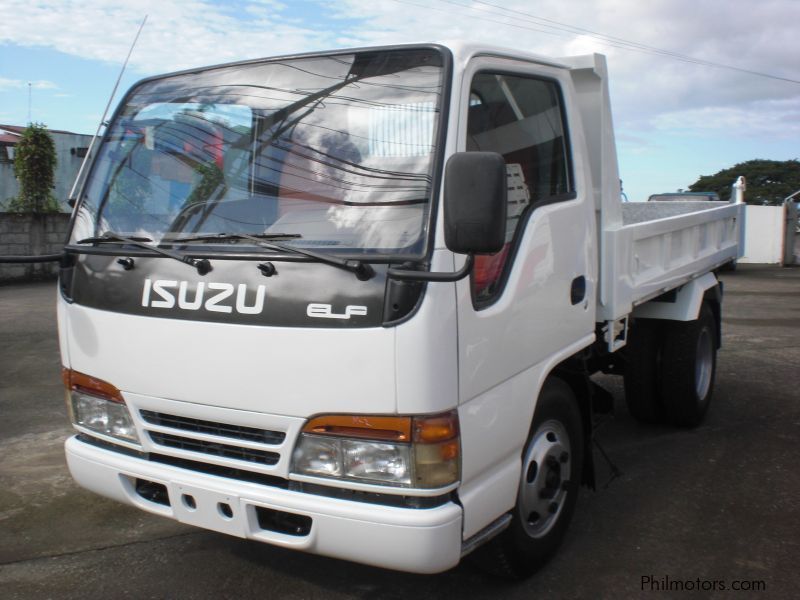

{"left": 695, "top": 327, "right": 714, "bottom": 400}
{"left": 518, "top": 419, "right": 571, "bottom": 539}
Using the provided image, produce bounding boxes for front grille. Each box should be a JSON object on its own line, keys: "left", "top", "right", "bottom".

{"left": 140, "top": 410, "right": 285, "bottom": 445}
{"left": 148, "top": 431, "right": 280, "bottom": 466}
{"left": 149, "top": 453, "right": 289, "bottom": 488}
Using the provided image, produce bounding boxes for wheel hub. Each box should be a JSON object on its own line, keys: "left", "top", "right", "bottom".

{"left": 518, "top": 420, "right": 571, "bottom": 538}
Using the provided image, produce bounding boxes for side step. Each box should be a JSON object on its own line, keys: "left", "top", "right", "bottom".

{"left": 460, "top": 513, "right": 512, "bottom": 557}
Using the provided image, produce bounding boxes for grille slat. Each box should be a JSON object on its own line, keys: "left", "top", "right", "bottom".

{"left": 140, "top": 410, "right": 285, "bottom": 445}
{"left": 148, "top": 431, "right": 280, "bottom": 466}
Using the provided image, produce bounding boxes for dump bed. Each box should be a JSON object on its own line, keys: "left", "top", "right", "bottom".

{"left": 598, "top": 201, "right": 743, "bottom": 321}
{"left": 562, "top": 53, "right": 743, "bottom": 323}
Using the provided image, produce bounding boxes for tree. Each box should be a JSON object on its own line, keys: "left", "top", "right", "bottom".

{"left": 688, "top": 159, "right": 800, "bottom": 205}
{"left": 6, "top": 123, "right": 60, "bottom": 213}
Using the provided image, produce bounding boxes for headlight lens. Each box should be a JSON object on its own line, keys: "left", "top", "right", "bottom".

{"left": 344, "top": 440, "right": 412, "bottom": 484}
{"left": 70, "top": 390, "right": 139, "bottom": 443}
{"left": 292, "top": 411, "right": 459, "bottom": 489}
{"left": 63, "top": 368, "right": 140, "bottom": 445}
{"left": 292, "top": 435, "right": 343, "bottom": 478}
{"left": 293, "top": 436, "right": 413, "bottom": 485}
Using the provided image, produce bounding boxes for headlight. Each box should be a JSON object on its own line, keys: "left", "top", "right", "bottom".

{"left": 63, "top": 368, "right": 140, "bottom": 445}
{"left": 294, "top": 436, "right": 413, "bottom": 486}
{"left": 291, "top": 412, "right": 459, "bottom": 489}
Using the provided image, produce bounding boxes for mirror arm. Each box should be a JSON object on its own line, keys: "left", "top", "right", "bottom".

{"left": 387, "top": 254, "right": 474, "bottom": 282}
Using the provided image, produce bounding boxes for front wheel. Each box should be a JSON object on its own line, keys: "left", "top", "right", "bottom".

{"left": 480, "top": 377, "right": 584, "bottom": 578}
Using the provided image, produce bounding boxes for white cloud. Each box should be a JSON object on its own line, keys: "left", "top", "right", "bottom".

{"left": 653, "top": 98, "right": 800, "bottom": 139}
{"left": 322, "top": 0, "right": 800, "bottom": 133}
{"left": 0, "top": 0, "right": 797, "bottom": 146}
{"left": 1, "top": 2, "right": 796, "bottom": 99}
{"left": 0, "top": 77, "right": 58, "bottom": 91}
{"left": 0, "top": 0, "right": 336, "bottom": 73}
{"left": 0, "top": 77, "right": 24, "bottom": 91}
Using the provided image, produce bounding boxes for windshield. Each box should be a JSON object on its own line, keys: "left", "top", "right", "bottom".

{"left": 70, "top": 48, "right": 445, "bottom": 256}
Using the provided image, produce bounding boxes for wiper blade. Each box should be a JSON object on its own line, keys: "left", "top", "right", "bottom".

{"left": 78, "top": 235, "right": 154, "bottom": 243}
{"left": 175, "top": 232, "right": 374, "bottom": 281}
{"left": 76, "top": 233, "right": 212, "bottom": 275}
{"left": 169, "top": 232, "right": 302, "bottom": 244}
{"left": 237, "top": 232, "right": 375, "bottom": 281}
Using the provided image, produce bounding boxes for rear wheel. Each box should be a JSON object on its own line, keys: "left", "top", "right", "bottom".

{"left": 624, "top": 319, "right": 664, "bottom": 424}
{"left": 659, "top": 304, "right": 717, "bottom": 426}
{"left": 480, "top": 377, "right": 583, "bottom": 578}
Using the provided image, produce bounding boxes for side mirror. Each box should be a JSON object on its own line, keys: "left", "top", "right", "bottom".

{"left": 444, "top": 152, "right": 507, "bottom": 254}
{"left": 386, "top": 152, "right": 507, "bottom": 283}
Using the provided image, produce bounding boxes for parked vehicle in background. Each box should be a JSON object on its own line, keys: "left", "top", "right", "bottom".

{"left": 59, "top": 42, "right": 744, "bottom": 578}
{"left": 648, "top": 192, "right": 721, "bottom": 202}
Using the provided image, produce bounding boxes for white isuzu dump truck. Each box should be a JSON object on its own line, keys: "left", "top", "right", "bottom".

{"left": 59, "top": 42, "right": 743, "bottom": 576}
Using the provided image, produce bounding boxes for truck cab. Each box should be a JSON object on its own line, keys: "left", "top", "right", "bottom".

{"left": 60, "top": 42, "right": 740, "bottom": 576}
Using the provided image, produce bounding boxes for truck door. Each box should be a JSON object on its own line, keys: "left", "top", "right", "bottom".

{"left": 455, "top": 59, "right": 597, "bottom": 539}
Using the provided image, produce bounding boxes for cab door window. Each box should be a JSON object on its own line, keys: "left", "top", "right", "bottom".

{"left": 467, "top": 73, "right": 573, "bottom": 304}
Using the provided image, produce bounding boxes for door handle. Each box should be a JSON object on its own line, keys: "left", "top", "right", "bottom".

{"left": 570, "top": 276, "right": 586, "bottom": 305}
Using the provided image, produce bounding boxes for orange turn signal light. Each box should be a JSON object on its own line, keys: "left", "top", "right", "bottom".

{"left": 62, "top": 368, "right": 124, "bottom": 403}
{"left": 303, "top": 415, "right": 412, "bottom": 442}
{"left": 302, "top": 410, "right": 459, "bottom": 444}
{"left": 413, "top": 411, "right": 459, "bottom": 443}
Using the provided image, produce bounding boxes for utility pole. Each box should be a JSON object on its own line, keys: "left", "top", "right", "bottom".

{"left": 27, "top": 82, "right": 32, "bottom": 124}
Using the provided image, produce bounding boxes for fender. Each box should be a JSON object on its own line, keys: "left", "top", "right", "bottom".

{"left": 457, "top": 332, "right": 596, "bottom": 540}
{"left": 631, "top": 272, "right": 720, "bottom": 322}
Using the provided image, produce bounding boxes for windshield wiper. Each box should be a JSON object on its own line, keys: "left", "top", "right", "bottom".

{"left": 172, "top": 232, "right": 375, "bottom": 281}
{"left": 76, "top": 233, "right": 212, "bottom": 275}
{"left": 167, "top": 232, "right": 302, "bottom": 244}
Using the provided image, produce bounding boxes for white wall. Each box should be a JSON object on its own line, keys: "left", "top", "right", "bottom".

{"left": 740, "top": 205, "right": 785, "bottom": 264}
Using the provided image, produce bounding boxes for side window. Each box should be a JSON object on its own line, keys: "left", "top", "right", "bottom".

{"left": 467, "top": 73, "right": 573, "bottom": 304}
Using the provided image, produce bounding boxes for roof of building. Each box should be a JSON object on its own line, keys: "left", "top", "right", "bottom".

{"left": 0, "top": 124, "right": 91, "bottom": 140}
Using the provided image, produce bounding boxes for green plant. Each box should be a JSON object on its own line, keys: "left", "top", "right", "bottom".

{"left": 183, "top": 162, "right": 226, "bottom": 208}
{"left": 689, "top": 159, "right": 800, "bottom": 205}
{"left": 7, "top": 123, "right": 60, "bottom": 213}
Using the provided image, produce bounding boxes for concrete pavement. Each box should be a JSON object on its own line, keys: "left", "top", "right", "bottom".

{"left": 1, "top": 265, "right": 798, "bottom": 599}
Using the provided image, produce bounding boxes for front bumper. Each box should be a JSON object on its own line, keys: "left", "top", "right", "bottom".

{"left": 65, "top": 436, "right": 463, "bottom": 574}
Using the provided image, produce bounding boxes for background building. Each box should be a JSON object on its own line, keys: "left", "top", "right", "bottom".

{"left": 0, "top": 124, "right": 93, "bottom": 212}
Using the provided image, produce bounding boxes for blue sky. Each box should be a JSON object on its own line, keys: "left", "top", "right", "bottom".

{"left": 1, "top": 0, "right": 798, "bottom": 202}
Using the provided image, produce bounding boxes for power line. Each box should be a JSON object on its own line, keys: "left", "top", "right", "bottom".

{"left": 384, "top": 0, "right": 800, "bottom": 85}
{"left": 468, "top": 1, "right": 721, "bottom": 58}
{"left": 394, "top": 0, "right": 712, "bottom": 65}
{"left": 463, "top": 0, "right": 800, "bottom": 84}
{"left": 440, "top": 0, "right": 711, "bottom": 62}
{"left": 387, "top": 0, "right": 577, "bottom": 42}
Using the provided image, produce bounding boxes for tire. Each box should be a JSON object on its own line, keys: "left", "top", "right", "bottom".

{"left": 659, "top": 304, "right": 717, "bottom": 426}
{"left": 479, "top": 377, "right": 584, "bottom": 578}
{"left": 623, "top": 319, "right": 665, "bottom": 424}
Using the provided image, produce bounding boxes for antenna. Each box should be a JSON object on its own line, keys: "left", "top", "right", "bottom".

{"left": 67, "top": 15, "right": 148, "bottom": 205}
{"left": 27, "top": 82, "right": 32, "bottom": 124}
